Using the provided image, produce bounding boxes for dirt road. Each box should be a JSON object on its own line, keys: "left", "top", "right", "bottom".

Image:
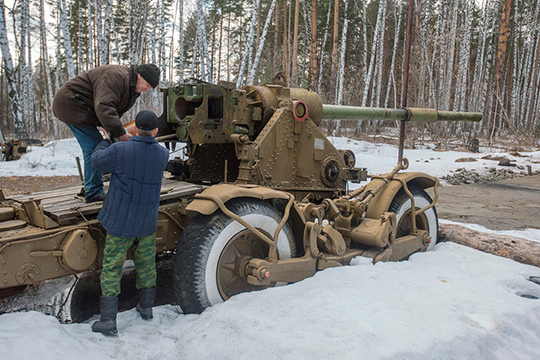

{"left": 435, "top": 174, "right": 540, "bottom": 231}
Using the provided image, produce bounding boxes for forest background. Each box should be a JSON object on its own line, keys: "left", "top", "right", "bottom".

{"left": 0, "top": 0, "right": 539, "bottom": 147}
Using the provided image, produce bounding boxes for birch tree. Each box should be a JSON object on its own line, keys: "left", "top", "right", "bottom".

{"left": 20, "top": 0, "right": 29, "bottom": 128}
{"left": 0, "top": 0, "right": 26, "bottom": 138}
{"left": 384, "top": 0, "right": 403, "bottom": 108}
{"left": 59, "top": 0, "right": 76, "bottom": 79}
{"left": 248, "top": 0, "right": 277, "bottom": 84}
{"left": 41, "top": 0, "right": 58, "bottom": 136}
{"left": 176, "top": 0, "right": 186, "bottom": 82}
{"left": 236, "top": 0, "right": 259, "bottom": 88}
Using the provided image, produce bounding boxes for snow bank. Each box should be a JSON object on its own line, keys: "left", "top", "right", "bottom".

{"left": 1, "top": 243, "right": 540, "bottom": 360}
{"left": 1, "top": 137, "right": 538, "bottom": 178}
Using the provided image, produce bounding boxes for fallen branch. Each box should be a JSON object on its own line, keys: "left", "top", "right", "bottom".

{"left": 439, "top": 223, "right": 540, "bottom": 268}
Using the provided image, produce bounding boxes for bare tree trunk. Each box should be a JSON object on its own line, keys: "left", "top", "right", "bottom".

{"left": 374, "top": 0, "right": 387, "bottom": 107}
{"left": 237, "top": 0, "right": 260, "bottom": 87}
{"left": 101, "top": 0, "right": 112, "bottom": 65}
{"left": 77, "top": 0, "right": 83, "bottom": 73}
{"left": 309, "top": 0, "right": 317, "bottom": 91}
{"left": 20, "top": 0, "right": 29, "bottom": 131}
{"left": 282, "top": 0, "right": 288, "bottom": 78}
{"left": 178, "top": 0, "right": 185, "bottom": 82}
{"left": 26, "top": 0, "right": 35, "bottom": 134}
{"left": 59, "top": 0, "right": 76, "bottom": 79}
{"left": 330, "top": 0, "right": 339, "bottom": 102}
{"left": 160, "top": 0, "right": 167, "bottom": 84}
{"left": 88, "top": 0, "right": 94, "bottom": 67}
{"left": 40, "top": 0, "right": 58, "bottom": 137}
{"left": 384, "top": 0, "right": 403, "bottom": 108}
{"left": 217, "top": 5, "right": 223, "bottom": 81}
{"left": 491, "top": 0, "right": 512, "bottom": 141}
{"left": 0, "top": 0, "right": 26, "bottom": 138}
{"left": 318, "top": 2, "right": 332, "bottom": 95}
{"left": 290, "top": 0, "right": 300, "bottom": 86}
{"left": 248, "top": 0, "right": 277, "bottom": 84}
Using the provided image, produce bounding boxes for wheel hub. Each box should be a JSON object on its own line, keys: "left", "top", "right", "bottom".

{"left": 216, "top": 230, "right": 270, "bottom": 300}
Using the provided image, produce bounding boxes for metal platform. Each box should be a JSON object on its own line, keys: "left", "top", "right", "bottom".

{"left": 9, "top": 178, "right": 206, "bottom": 226}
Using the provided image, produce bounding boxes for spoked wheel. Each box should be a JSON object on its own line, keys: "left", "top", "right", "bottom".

{"left": 217, "top": 229, "right": 270, "bottom": 300}
{"left": 388, "top": 184, "right": 438, "bottom": 252}
{"left": 173, "top": 198, "right": 296, "bottom": 314}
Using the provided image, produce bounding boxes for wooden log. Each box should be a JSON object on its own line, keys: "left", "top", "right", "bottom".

{"left": 439, "top": 223, "right": 540, "bottom": 268}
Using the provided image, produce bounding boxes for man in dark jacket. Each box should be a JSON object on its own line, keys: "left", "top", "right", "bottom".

{"left": 90, "top": 110, "right": 169, "bottom": 336}
{"left": 53, "top": 64, "right": 160, "bottom": 203}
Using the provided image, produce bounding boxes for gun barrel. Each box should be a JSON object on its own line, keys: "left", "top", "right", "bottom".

{"left": 321, "top": 105, "right": 482, "bottom": 123}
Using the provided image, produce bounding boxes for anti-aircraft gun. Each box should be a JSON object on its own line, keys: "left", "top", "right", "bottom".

{"left": 0, "top": 76, "right": 481, "bottom": 318}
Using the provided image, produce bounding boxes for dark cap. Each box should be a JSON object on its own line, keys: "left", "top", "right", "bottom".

{"left": 138, "top": 64, "right": 160, "bottom": 88}
{"left": 135, "top": 110, "right": 158, "bottom": 131}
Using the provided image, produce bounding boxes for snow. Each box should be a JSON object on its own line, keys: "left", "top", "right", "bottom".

{"left": 1, "top": 136, "right": 540, "bottom": 359}
{"left": 1, "top": 243, "right": 540, "bottom": 360}
{"left": 1, "top": 137, "right": 538, "bottom": 177}
{"left": 327, "top": 136, "right": 540, "bottom": 179}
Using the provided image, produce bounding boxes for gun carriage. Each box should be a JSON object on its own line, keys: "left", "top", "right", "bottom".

{"left": 0, "top": 76, "right": 481, "bottom": 317}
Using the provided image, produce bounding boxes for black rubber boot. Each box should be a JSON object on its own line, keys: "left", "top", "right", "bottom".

{"left": 136, "top": 287, "right": 156, "bottom": 320}
{"left": 92, "top": 296, "right": 118, "bottom": 336}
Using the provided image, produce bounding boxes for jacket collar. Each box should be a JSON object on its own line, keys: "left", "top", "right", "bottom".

{"left": 130, "top": 136, "right": 158, "bottom": 144}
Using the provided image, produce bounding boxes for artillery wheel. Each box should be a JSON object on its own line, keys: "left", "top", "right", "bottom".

{"left": 173, "top": 198, "right": 296, "bottom": 314}
{"left": 388, "top": 185, "right": 438, "bottom": 252}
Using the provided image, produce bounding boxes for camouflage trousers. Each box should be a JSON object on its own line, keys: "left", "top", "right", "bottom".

{"left": 100, "top": 232, "right": 157, "bottom": 297}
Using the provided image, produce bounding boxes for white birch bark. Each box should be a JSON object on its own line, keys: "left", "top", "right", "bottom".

{"left": 443, "top": 0, "right": 459, "bottom": 110}
{"left": 55, "top": 8, "right": 63, "bottom": 87}
{"left": 374, "top": 0, "right": 387, "bottom": 107}
{"left": 236, "top": 0, "right": 259, "bottom": 88}
{"left": 248, "top": 0, "right": 277, "bottom": 84}
{"left": 77, "top": 0, "right": 83, "bottom": 73}
{"left": 101, "top": 0, "right": 111, "bottom": 65}
{"left": 190, "top": 32, "right": 198, "bottom": 79}
{"left": 178, "top": 0, "right": 185, "bottom": 82}
{"left": 384, "top": 0, "right": 403, "bottom": 108}
{"left": 0, "top": 0, "right": 26, "bottom": 137}
{"left": 26, "top": 0, "right": 35, "bottom": 134}
{"left": 336, "top": 0, "right": 349, "bottom": 105}
{"left": 362, "top": 0, "right": 385, "bottom": 107}
{"left": 41, "top": 0, "right": 58, "bottom": 137}
{"left": 111, "top": 8, "right": 120, "bottom": 64}
{"left": 88, "top": 0, "right": 94, "bottom": 67}
{"left": 317, "top": 1, "right": 332, "bottom": 95}
{"left": 198, "top": 1, "right": 211, "bottom": 82}
{"left": 20, "top": 0, "right": 29, "bottom": 128}
{"left": 59, "top": 0, "right": 75, "bottom": 79}
{"left": 510, "top": 0, "right": 522, "bottom": 126}
{"left": 94, "top": 0, "right": 103, "bottom": 65}
{"left": 335, "top": 0, "right": 350, "bottom": 135}
{"left": 195, "top": 6, "right": 206, "bottom": 80}
{"left": 455, "top": 0, "right": 473, "bottom": 112}
{"left": 160, "top": 0, "right": 167, "bottom": 83}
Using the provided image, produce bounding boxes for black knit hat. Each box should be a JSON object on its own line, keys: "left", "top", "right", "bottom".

{"left": 138, "top": 64, "right": 160, "bottom": 88}
{"left": 135, "top": 110, "right": 158, "bottom": 131}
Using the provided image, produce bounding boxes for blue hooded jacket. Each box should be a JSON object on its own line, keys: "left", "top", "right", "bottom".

{"left": 91, "top": 136, "right": 169, "bottom": 238}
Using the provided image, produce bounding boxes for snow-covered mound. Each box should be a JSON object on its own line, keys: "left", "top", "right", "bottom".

{"left": 1, "top": 243, "right": 540, "bottom": 360}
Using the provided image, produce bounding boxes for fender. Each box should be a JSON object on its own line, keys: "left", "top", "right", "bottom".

{"left": 186, "top": 183, "right": 307, "bottom": 252}
{"left": 364, "top": 172, "right": 437, "bottom": 219}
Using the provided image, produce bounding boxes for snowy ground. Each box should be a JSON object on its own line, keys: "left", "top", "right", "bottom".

{"left": 1, "top": 137, "right": 540, "bottom": 359}
{"left": 0, "top": 136, "right": 539, "bottom": 178}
